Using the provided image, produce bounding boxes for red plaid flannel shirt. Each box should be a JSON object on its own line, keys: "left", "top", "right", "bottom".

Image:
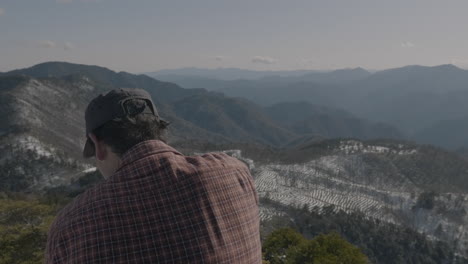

{"left": 45, "top": 140, "right": 261, "bottom": 263}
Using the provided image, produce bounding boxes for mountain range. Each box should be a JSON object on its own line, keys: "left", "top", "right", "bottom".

{"left": 147, "top": 67, "right": 320, "bottom": 81}
{"left": 150, "top": 64, "right": 468, "bottom": 150}
{"left": 149, "top": 67, "right": 371, "bottom": 90}
{"left": 3, "top": 62, "right": 468, "bottom": 261}
{"left": 1, "top": 62, "right": 403, "bottom": 146}
{"left": 0, "top": 61, "right": 403, "bottom": 192}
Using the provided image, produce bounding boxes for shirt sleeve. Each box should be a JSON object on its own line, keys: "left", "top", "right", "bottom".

{"left": 45, "top": 225, "right": 67, "bottom": 264}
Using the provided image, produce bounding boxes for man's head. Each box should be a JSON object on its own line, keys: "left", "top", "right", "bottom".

{"left": 83, "top": 88, "right": 168, "bottom": 177}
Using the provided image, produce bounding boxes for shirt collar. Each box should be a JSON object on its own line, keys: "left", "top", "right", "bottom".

{"left": 118, "top": 140, "right": 181, "bottom": 170}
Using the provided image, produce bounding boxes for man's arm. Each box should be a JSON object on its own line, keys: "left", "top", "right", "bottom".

{"left": 45, "top": 225, "right": 67, "bottom": 263}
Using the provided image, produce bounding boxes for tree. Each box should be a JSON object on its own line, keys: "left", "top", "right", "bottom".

{"left": 414, "top": 191, "right": 437, "bottom": 210}
{"left": 263, "top": 228, "right": 369, "bottom": 264}
{"left": 263, "top": 228, "right": 307, "bottom": 264}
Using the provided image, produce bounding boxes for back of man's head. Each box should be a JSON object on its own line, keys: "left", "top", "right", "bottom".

{"left": 83, "top": 88, "right": 169, "bottom": 158}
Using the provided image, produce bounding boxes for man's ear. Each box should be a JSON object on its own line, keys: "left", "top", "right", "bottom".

{"left": 88, "top": 133, "right": 107, "bottom": 161}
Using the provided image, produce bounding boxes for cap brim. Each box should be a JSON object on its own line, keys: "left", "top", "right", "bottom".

{"left": 83, "top": 138, "right": 95, "bottom": 158}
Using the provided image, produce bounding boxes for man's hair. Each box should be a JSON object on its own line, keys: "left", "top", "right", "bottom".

{"left": 91, "top": 99, "right": 168, "bottom": 157}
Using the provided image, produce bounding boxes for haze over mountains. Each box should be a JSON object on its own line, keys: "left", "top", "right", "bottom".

{"left": 149, "top": 67, "right": 372, "bottom": 90}
{"left": 2, "top": 61, "right": 467, "bottom": 191}
{"left": 2, "top": 60, "right": 467, "bottom": 194}
{"left": 2, "top": 62, "right": 467, "bottom": 192}
{"left": 4, "top": 62, "right": 468, "bottom": 261}
{"left": 0, "top": 62, "right": 403, "bottom": 191}
{"left": 147, "top": 67, "right": 321, "bottom": 81}
{"left": 1, "top": 62, "right": 403, "bottom": 147}
{"left": 150, "top": 64, "right": 468, "bottom": 150}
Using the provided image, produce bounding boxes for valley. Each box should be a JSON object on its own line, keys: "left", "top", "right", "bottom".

{"left": 2, "top": 62, "right": 468, "bottom": 263}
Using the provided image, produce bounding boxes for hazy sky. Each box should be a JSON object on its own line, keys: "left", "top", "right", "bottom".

{"left": 2, "top": 0, "right": 468, "bottom": 73}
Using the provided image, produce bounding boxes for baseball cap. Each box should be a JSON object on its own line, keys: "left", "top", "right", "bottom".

{"left": 82, "top": 88, "right": 162, "bottom": 158}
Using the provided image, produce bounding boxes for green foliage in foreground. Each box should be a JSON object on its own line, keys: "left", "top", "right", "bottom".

{"left": 263, "top": 228, "right": 369, "bottom": 264}
{"left": 2, "top": 192, "right": 369, "bottom": 264}
{"left": 2, "top": 189, "right": 463, "bottom": 264}
{"left": 0, "top": 197, "right": 56, "bottom": 264}
{"left": 261, "top": 198, "right": 467, "bottom": 264}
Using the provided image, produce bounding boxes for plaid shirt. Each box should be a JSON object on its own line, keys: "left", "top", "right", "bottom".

{"left": 45, "top": 140, "right": 261, "bottom": 263}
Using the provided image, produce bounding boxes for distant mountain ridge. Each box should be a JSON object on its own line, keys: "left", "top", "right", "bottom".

{"left": 361, "top": 64, "right": 468, "bottom": 93}
{"left": 1, "top": 62, "right": 295, "bottom": 147}
{"left": 147, "top": 67, "right": 320, "bottom": 81}
{"left": 171, "top": 94, "right": 296, "bottom": 146}
{"left": 2, "top": 62, "right": 401, "bottom": 147}
{"left": 259, "top": 67, "right": 371, "bottom": 84}
{"left": 413, "top": 116, "right": 468, "bottom": 150}
{"left": 0, "top": 61, "right": 407, "bottom": 191}
{"left": 153, "top": 63, "right": 468, "bottom": 150}
{"left": 5, "top": 62, "right": 468, "bottom": 260}
{"left": 5, "top": 61, "right": 207, "bottom": 104}
{"left": 149, "top": 67, "right": 372, "bottom": 90}
{"left": 265, "top": 102, "right": 403, "bottom": 140}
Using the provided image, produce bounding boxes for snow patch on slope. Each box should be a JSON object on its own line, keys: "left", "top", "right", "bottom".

{"left": 17, "top": 136, "right": 54, "bottom": 158}
{"left": 339, "top": 140, "right": 417, "bottom": 155}
{"left": 225, "top": 149, "right": 468, "bottom": 256}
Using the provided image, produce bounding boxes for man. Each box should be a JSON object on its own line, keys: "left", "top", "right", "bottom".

{"left": 46, "top": 88, "right": 262, "bottom": 263}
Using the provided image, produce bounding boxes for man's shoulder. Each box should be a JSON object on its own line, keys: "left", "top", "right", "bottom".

{"left": 123, "top": 140, "right": 249, "bottom": 172}
{"left": 49, "top": 182, "right": 106, "bottom": 233}
{"left": 187, "top": 151, "right": 249, "bottom": 171}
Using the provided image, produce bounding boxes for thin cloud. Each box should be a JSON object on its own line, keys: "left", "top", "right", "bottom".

{"left": 299, "top": 58, "right": 315, "bottom": 64}
{"left": 0, "top": 8, "right": 5, "bottom": 16}
{"left": 251, "top": 56, "right": 277, "bottom": 64}
{"left": 401, "top": 41, "right": 415, "bottom": 48}
{"left": 214, "top": 56, "right": 227, "bottom": 61}
{"left": 64, "top": 42, "right": 74, "bottom": 51}
{"left": 56, "top": 0, "right": 73, "bottom": 3}
{"left": 39, "top": 40, "right": 57, "bottom": 48}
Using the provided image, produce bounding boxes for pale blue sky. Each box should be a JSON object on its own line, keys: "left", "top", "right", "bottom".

{"left": 1, "top": 0, "right": 468, "bottom": 72}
